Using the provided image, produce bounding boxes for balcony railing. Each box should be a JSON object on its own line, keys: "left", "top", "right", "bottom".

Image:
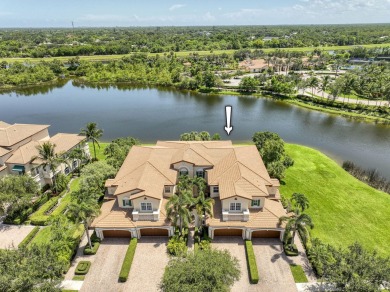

{"left": 132, "top": 210, "right": 159, "bottom": 221}
{"left": 222, "top": 209, "right": 249, "bottom": 222}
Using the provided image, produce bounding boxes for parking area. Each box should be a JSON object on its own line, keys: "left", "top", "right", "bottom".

{"left": 80, "top": 237, "right": 168, "bottom": 292}
{"left": 0, "top": 224, "right": 36, "bottom": 249}
{"left": 252, "top": 238, "right": 297, "bottom": 292}
{"left": 212, "top": 237, "right": 251, "bottom": 292}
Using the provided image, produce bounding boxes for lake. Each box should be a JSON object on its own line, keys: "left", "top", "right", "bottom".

{"left": 1, "top": 80, "right": 390, "bottom": 178}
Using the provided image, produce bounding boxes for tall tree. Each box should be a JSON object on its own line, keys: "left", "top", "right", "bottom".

{"left": 80, "top": 122, "right": 103, "bottom": 160}
{"left": 279, "top": 211, "right": 314, "bottom": 249}
{"left": 291, "top": 193, "right": 310, "bottom": 212}
{"left": 32, "top": 141, "right": 65, "bottom": 193}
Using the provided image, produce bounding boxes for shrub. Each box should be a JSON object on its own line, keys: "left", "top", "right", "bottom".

{"left": 29, "top": 196, "right": 59, "bottom": 225}
{"left": 83, "top": 242, "right": 100, "bottom": 255}
{"left": 91, "top": 231, "right": 102, "bottom": 243}
{"left": 18, "top": 226, "right": 40, "bottom": 249}
{"left": 75, "top": 261, "right": 91, "bottom": 275}
{"left": 55, "top": 173, "right": 70, "bottom": 193}
{"left": 284, "top": 244, "right": 299, "bottom": 256}
{"left": 30, "top": 215, "right": 50, "bottom": 226}
{"left": 199, "top": 239, "right": 211, "bottom": 251}
{"left": 167, "top": 236, "right": 187, "bottom": 256}
{"left": 118, "top": 238, "right": 137, "bottom": 282}
{"left": 245, "top": 240, "right": 259, "bottom": 284}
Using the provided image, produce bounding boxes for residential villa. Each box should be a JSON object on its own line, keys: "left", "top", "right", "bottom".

{"left": 93, "top": 141, "right": 286, "bottom": 240}
{"left": 239, "top": 59, "right": 268, "bottom": 73}
{"left": 0, "top": 121, "right": 90, "bottom": 186}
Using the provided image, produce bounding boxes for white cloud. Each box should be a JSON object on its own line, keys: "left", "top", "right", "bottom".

{"left": 169, "top": 4, "right": 186, "bottom": 11}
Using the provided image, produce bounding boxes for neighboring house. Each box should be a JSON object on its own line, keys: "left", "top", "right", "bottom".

{"left": 239, "top": 59, "right": 267, "bottom": 73}
{"left": 93, "top": 141, "right": 286, "bottom": 240}
{"left": 0, "top": 121, "right": 90, "bottom": 186}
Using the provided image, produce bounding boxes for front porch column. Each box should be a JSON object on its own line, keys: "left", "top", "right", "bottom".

{"left": 280, "top": 230, "right": 285, "bottom": 242}
{"left": 96, "top": 228, "right": 104, "bottom": 240}
{"left": 245, "top": 229, "right": 252, "bottom": 240}
{"left": 209, "top": 227, "right": 214, "bottom": 239}
{"left": 168, "top": 227, "right": 175, "bottom": 237}
{"left": 136, "top": 228, "right": 141, "bottom": 239}
{"left": 130, "top": 229, "right": 138, "bottom": 238}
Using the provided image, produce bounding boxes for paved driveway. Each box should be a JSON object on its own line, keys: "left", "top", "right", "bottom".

{"left": 126, "top": 237, "right": 169, "bottom": 291}
{"left": 0, "top": 224, "right": 36, "bottom": 249}
{"left": 212, "top": 237, "right": 250, "bottom": 292}
{"left": 81, "top": 237, "right": 168, "bottom": 292}
{"left": 252, "top": 238, "right": 297, "bottom": 292}
{"left": 80, "top": 238, "right": 130, "bottom": 292}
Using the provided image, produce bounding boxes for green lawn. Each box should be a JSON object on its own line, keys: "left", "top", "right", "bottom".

{"left": 289, "top": 264, "right": 308, "bottom": 283}
{"left": 89, "top": 142, "right": 109, "bottom": 161}
{"left": 30, "top": 224, "right": 84, "bottom": 246}
{"left": 1, "top": 43, "right": 388, "bottom": 63}
{"left": 280, "top": 144, "right": 390, "bottom": 257}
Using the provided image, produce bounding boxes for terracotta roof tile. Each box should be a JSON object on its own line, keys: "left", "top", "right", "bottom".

{"left": 0, "top": 123, "right": 49, "bottom": 147}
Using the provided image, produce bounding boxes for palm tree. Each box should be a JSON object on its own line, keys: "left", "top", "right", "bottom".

{"left": 67, "top": 199, "right": 101, "bottom": 249}
{"left": 193, "top": 192, "right": 214, "bottom": 228}
{"left": 68, "top": 147, "right": 88, "bottom": 175}
{"left": 291, "top": 193, "right": 309, "bottom": 212}
{"left": 80, "top": 122, "right": 103, "bottom": 161}
{"left": 319, "top": 76, "right": 331, "bottom": 98}
{"left": 308, "top": 76, "right": 319, "bottom": 98}
{"left": 32, "top": 142, "right": 65, "bottom": 193}
{"left": 165, "top": 190, "right": 193, "bottom": 236}
{"left": 279, "top": 211, "right": 314, "bottom": 250}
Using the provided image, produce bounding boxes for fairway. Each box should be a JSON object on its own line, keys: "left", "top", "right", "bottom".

{"left": 280, "top": 144, "right": 390, "bottom": 257}
{"left": 1, "top": 43, "right": 389, "bottom": 63}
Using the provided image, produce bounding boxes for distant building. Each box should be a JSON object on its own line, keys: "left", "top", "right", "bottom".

{"left": 0, "top": 121, "right": 90, "bottom": 186}
{"left": 239, "top": 59, "right": 267, "bottom": 73}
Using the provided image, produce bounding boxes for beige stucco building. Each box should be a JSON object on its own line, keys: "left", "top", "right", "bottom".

{"left": 0, "top": 121, "right": 90, "bottom": 186}
{"left": 93, "top": 140, "right": 286, "bottom": 240}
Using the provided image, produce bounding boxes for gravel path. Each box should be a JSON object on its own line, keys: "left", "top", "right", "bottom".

{"left": 0, "top": 224, "right": 36, "bottom": 249}
{"left": 212, "top": 237, "right": 251, "bottom": 292}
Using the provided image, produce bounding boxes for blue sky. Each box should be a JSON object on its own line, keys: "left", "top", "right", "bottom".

{"left": 0, "top": 0, "right": 389, "bottom": 27}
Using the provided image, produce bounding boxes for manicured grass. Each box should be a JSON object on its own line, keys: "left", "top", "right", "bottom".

{"left": 1, "top": 43, "right": 388, "bottom": 63}
{"left": 18, "top": 226, "right": 40, "bottom": 249}
{"left": 30, "top": 224, "right": 84, "bottom": 246}
{"left": 280, "top": 144, "right": 390, "bottom": 257}
{"left": 290, "top": 264, "right": 308, "bottom": 283}
{"left": 72, "top": 275, "right": 85, "bottom": 281}
{"left": 89, "top": 142, "right": 108, "bottom": 161}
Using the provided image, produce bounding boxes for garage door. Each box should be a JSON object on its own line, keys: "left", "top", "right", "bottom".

{"left": 140, "top": 228, "right": 168, "bottom": 236}
{"left": 252, "top": 230, "right": 280, "bottom": 238}
{"left": 214, "top": 229, "right": 243, "bottom": 237}
{"left": 103, "top": 230, "right": 132, "bottom": 238}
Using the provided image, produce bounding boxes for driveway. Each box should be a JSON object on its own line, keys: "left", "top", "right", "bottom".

{"left": 252, "top": 238, "right": 297, "bottom": 292}
{"left": 80, "top": 238, "right": 130, "bottom": 292}
{"left": 212, "top": 237, "right": 250, "bottom": 292}
{"left": 80, "top": 237, "right": 168, "bottom": 292}
{"left": 0, "top": 224, "right": 36, "bottom": 249}
{"left": 126, "top": 237, "right": 169, "bottom": 291}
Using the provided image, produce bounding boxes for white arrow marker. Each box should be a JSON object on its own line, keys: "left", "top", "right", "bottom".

{"left": 224, "top": 105, "right": 233, "bottom": 135}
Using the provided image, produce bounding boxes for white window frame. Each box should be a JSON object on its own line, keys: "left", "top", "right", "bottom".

{"left": 141, "top": 202, "right": 152, "bottom": 211}
{"left": 213, "top": 186, "right": 219, "bottom": 193}
{"left": 230, "top": 202, "right": 241, "bottom": 211}
{"left": 164, "top": 186, "right": 171, "bottom": 193}
{"left": 251, "top": 199, "right": 260, "bottom": 207}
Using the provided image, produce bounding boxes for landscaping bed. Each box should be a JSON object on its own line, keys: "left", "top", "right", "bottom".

{"left": 18, "top": 226, "right": 40, "bottom": 249}
{"left": 118, "top": 238, "right": 138, "bottom": 282}
{"left": 244, "top": 240, "right": 259, "bottom": 284}
{"left": 75, "top": 261, "right": 91, "bottom": 275}
{"left": 290, "top": 264, "right": 308, "bottom": 283}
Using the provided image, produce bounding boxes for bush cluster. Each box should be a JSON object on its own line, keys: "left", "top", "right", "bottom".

{"left": 83, "top": 242, "right": 100, "bottom": 255}
{"left": 29, "top": 196, "right": 59, "bottom": 225}
{"left": 18, "top": 226, "right": 40, "bottom": 249}
{"left": 167, "top": 236, "right": 187, "bottom": 256}
{"left": 118, "top": 238, "right": 137, "bottom": 282}
{"left": 245, "top": 240, "right": 259, "bottom": 284}
{"left": 75, "top": 261, "right": 91, "bottom": 275}
{"left": 284, "top": 244, "right": 299, "bottom": 256}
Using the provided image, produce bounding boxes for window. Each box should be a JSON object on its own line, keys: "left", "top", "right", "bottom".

{"left": 64, "top": 167, "right": 70, "bottom": 175}
{"left": 164, "top": 186, "right": 171, "bottom": 193}
{"left": 196, "top": 170, "right": 204, "bottom": 178}
{"left": 122, "top": 198, "right": 131, "bottom": 206}
{"left": 179, "top": 168, "right": 188, "bottom": 176}
{"left": 213, "top": 186, "right": 219, "bottom": 193}
{"left": 251, "top": 200, "right": 261, "bottom": 207}
{"left": 230, "top": 202, "right": 241, "bottom": 211}
{"left": 141, "top": 202, "right": 152, "bottom": 211}
{"left": 72, "top": 160, "right": 78, "bottom": 168}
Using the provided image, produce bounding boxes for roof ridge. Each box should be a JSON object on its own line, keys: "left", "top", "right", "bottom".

{"left": 237, "top": 160, "right": 273, "bottom": 185}
{"left": 239, "top": 176, "right": 269, "bottom": 196}
{"left": 264, "top": 199, "right": 285, "bottom": 218}
{"left": 145, "top": 161, "right": 176, "bottom": 184}
{"left": 208, "top": 149, "right": 237, "bottom": 183}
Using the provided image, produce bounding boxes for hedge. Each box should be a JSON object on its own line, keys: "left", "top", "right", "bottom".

{"left": 18, "top": 226, "right": 40, "bottom": 249}
{"left": 84, "top": 242, "right": 100, "bottom": 255}
{"left": 29, "top": 196, "right": 59, "bottom": 225}
{"left": 75, "top": 261, "right": 91, "bottom": 275}
{"left": 118, "top": 238, "right": 137, "bottom": 282}
{"left": 284, "top": 244, "right": 299, "bottom": 256}
{"left": 245, "top": 240, "right": 259, "bottom": 284}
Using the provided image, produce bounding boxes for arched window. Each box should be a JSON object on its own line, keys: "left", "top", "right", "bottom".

{"left": 179, "top": 167, "right": 189, "bottom": 176}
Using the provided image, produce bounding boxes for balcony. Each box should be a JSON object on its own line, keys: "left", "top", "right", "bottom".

{"left": 132, "top": 210, "right": 160, "bottom": 221}
{"left": 222, "top": 209, "right": 250, "bottom": 222}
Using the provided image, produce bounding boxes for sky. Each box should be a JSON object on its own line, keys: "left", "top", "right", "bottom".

{"left": 0, "top": 0, "right": 390, "bottom": 27}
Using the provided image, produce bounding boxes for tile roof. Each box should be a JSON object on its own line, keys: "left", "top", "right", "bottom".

{"left": 0, "top": 147, "right": 11, "bottom": 157}
{"left": 6, "top": 133, "right": 86, "bottom": 165}
{"left": 91, "top": 198, "right": 171, "bottom": 228}
{"left": 207, "top": 198, "right": 287, "bottom": 229}
{"left": 0, "top": 123, "right": 49, "bottom": 147}
{"left": 107, "top": 141, "right": 279, "bottom": 201}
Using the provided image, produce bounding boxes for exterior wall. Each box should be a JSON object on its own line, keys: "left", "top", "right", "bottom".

{"left": 132, "top": 196, "right": 160, "bottom": 212}
{"left": 118, "top": 192, "right": 135, "bottom": 208}
{"left": 221, "top": 197, "right": 250, "bottom": 212}
{"left": 249, "top": 197, "right": 265, "bottom": 209}
{"left": 107, "top": 186, "right": 117, "bottom": 195}
{"left": 172, "top": 162, "right": 194, "bottom": 177}
{"left": 210, "top": 185, "right": 219, "bottom": 198}
{"left": 266, "top": 185, "right": 278, "bottom": 196}
{"left": 163, "top": 185, "right": 175, "bottom": 196}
